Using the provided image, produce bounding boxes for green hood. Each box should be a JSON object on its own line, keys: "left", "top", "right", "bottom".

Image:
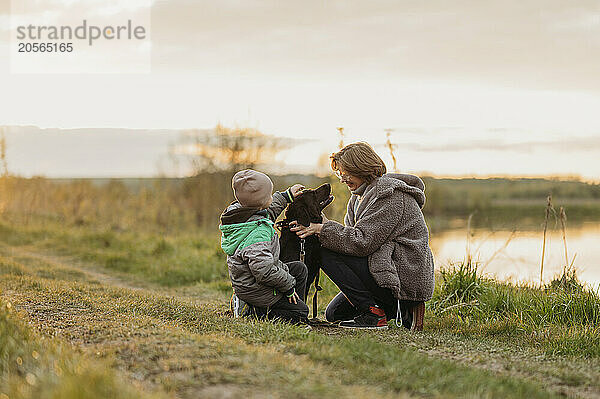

{"left": 219, "top": 218, "right": 275, "bottom": 256}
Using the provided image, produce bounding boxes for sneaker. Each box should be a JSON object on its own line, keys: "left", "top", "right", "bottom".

{"left": 230, "top": 293, "right": 251, "bottom": 318}
{"left": 339, "top": 306, "right": 388, "bottom": 329}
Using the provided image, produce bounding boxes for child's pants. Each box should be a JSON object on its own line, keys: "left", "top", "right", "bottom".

{"left": 252, "top": 261, "right": 309, "bottom": 323}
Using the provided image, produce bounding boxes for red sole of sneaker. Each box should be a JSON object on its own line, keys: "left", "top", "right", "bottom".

{"left": 339, "top": 325, "right": 389, "bottom": 330}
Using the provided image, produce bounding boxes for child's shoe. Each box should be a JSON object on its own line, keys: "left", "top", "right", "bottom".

{"left": 230, "top": 293, "right": 251, "bottom": 318}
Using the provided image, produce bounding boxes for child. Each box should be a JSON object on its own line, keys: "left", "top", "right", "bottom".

{"left": 219, "top": 169, "right": 309, "bottom": 323}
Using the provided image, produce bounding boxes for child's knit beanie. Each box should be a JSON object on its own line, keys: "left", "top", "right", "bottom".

{"left": 232, "top": 169, "right": 274, "bottom": 208}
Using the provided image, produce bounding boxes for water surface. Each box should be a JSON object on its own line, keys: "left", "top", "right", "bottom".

{"left": 430, "top": 222, "right": 600, "bottom": 290}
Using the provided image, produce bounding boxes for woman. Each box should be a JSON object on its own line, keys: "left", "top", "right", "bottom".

{"left": 290, "top": 142, "right": 434, "bottom": 330}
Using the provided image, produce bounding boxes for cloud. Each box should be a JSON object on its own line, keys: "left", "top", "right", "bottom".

{"left": 3, "top": 0, "right": 599, "bottom": 92}
{"left": 148, "top": 0, "right": 600, "bottom": 91}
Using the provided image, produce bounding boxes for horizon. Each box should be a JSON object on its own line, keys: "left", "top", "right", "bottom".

{"left": 2, "top": 124, "right": 599, "bottom": 182}
{"left": 37, "top": 174, "right": 599, "bottom": 185}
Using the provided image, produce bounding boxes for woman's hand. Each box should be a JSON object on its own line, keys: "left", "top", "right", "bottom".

{"left": 290, "top": 221, "right": 323, "bottom": 238}
{"left": 289, "top": 184, "right": 305, "bottom": 198}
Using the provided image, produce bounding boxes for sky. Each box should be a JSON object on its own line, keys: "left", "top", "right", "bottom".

{"left": 1, "top": 0, "right": 599, "bottom": 179}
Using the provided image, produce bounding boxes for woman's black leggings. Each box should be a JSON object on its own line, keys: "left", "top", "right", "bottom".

{"left": 320, "top": 247, "right": 397, "bottom": 321}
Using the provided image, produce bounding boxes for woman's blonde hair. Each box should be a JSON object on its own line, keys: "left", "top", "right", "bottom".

{"left": 330, "top": 142, "right": 387, "bottom": 184}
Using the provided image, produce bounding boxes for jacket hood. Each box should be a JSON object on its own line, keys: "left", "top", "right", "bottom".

{"left": 375, "top": 173, "right": 426, "bottom": 208}
{"left": 220, "top": 201, "right": 267, "bottom": 225}
{"left": 219, "top": 218, "right": 274, "bottom": 255}
{"left": 219, "top": 201, "right": 274, "bottom": 255}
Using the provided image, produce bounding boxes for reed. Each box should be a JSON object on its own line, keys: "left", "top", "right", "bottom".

{"left": 559, "top": 206, "right": 569, "bottom": 269}
{"left": 465, "top": 211, "right": 476, "bottom": 266}
{"left": 384, "top": 128, "right": 398, "bottom": 172}
{"left": 336, "top": 126, "right": 344, "bottom": 149}
{"left": 539, "top": 195, "right": 556, "bottom": 285}
{"left": 0, "top": 127, "right": 7, "bottom": 177}
{"left": 0, "top": 128, "right": 8, "bottom": 217}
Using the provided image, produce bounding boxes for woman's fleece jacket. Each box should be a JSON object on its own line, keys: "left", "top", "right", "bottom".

{"left": 219, "top": 191, "right": 294, "bottom": 307}
{"left": 319, "top": 173, "right": 435, "bottom": 302}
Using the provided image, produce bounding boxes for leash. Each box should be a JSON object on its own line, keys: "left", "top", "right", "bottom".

{"left": 312, "top": 269, "right": 323, "bottom": 319}
{"left": 299, "top": 237, "right": 305, "bottom": 262}
{"left": 274, "top": 220, "right": 287, "bottom": 233}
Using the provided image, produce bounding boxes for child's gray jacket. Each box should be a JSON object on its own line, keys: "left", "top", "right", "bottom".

{"left": 219, "top": 191, "right": 294, "bottom": 307}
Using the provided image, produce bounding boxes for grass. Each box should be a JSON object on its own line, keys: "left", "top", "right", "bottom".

{"left": 430, "top": 260, "right": 600, "bottom": 358}
{"left": 0, "top": 220, "right": 228, "bottom": 287}
{"left": 0, "top": 297, "right": 160, "bottom": 399}
{"left": 1, "top": 216, "right": 600, "bottom": 397}
{"left": 3, "top": 175, "right": 600, "bottom": 237}
{"left": 0, "top": 250, "right": 569, "bottom": 399}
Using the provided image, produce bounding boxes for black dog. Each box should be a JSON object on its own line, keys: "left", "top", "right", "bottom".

{"left": 278, "top": 183, "right": 334, "bottom": 318}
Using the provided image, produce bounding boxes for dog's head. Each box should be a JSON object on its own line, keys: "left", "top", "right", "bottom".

{"left": 284, "top": 183, "right": 334, "bottom": 227}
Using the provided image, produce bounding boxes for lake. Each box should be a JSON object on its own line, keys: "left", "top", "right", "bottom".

{"left": 430, "top": 221, "right": 600, "bottom": 290}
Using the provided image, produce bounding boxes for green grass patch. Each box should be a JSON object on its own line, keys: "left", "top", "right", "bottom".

{"left": 0, "top": 298, "right": 161, "bottom": 399}
{"left": 0, "top": 221, "right": 228, "bottom": 287}
{"left": 431, "top": 261, "right": 600, "bottom": 357}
